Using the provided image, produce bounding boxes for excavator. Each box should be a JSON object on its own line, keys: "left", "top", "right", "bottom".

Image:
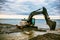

{"left": 17, "top": 7, "right": 56, "bottom": 32}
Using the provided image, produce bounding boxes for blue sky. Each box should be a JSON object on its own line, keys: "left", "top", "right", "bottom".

{"left": 0, "top": 0, "right": 60, "bottom": 15}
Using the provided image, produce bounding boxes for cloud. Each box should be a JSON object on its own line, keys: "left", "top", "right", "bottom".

{"left": 0, "top": 11, "right": 17, "bottom": 15}
{"left": 0, "top": 0, "right": 60, "bottom": 15}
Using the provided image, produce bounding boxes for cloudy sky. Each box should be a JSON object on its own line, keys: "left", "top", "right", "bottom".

{"left": 0, "top": 0, "right": 60, "bottom": 15}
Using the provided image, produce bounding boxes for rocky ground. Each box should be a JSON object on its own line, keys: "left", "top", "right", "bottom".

{"left": 0, "top": 23, "right": 60, "bottom": 40}
{"left": 0, "top": 32, "right": 28, "bottom": 40}
{"left": 29, "top": 33, "right": 60, "bottom": 40}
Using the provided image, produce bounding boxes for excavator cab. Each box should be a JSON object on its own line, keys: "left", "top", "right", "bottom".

{"left": 20, "top": 18, "right": 35, "bottom": 26}
{"left": 31, "top": 18, "right": 35, "bottom": 26}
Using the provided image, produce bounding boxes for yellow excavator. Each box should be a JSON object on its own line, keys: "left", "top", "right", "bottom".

{"left": 17, "top": 7, "right": 56, "bottom": 31}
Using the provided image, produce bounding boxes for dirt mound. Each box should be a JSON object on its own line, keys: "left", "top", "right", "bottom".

{"left": 29, "top": 33, "right": 60, "bottom": 40}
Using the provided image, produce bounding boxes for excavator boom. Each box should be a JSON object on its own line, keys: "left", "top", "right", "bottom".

{"left": 27, "top": 7, "right": 56, "bottom": 30}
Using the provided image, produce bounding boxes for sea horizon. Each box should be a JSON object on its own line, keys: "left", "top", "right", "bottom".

{"left": 0, "top": 19, "right": 60, "bottom": 29}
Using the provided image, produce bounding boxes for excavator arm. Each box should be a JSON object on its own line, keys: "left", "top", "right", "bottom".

{"left": 28, "top": 7, "right": 49, "bottom": 24}
{"left": 27, "top": 7, "right": 56, "bottom": 30}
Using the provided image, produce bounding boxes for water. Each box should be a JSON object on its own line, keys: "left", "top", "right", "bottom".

{"left": 0, "top": 19, "right": 60, "bottom": 28}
